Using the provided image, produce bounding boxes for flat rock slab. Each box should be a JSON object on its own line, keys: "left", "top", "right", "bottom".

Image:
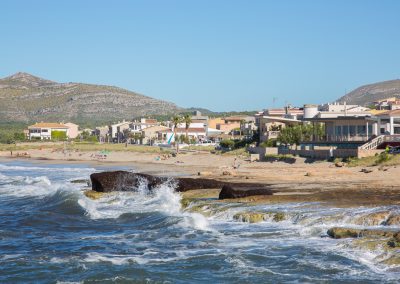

{"left": 219, "top": 185, "right": 275, "bottom": 199}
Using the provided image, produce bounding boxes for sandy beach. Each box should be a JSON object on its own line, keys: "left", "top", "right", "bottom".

{"left": 1, "top": 146, "right": 400, "bottom": 207}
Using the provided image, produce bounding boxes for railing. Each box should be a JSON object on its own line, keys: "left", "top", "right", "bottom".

{"left": 358, "top": 135, "right": 384, "bottom": 150}
{"left": 309, "top": 135, "right": 369, "bottom": 143}
{"left": 358, "top": 135, "right": 400, "bottom": 150}
{"left": 384, "top": 135, "right": 400, "bottom": 143}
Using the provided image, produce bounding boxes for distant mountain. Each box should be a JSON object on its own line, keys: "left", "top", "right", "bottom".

{"left": 337, "top": 79, "right": 400, "bottom": 106}
{"left": 0, "top": 72, "right": 183, "bottom": 126}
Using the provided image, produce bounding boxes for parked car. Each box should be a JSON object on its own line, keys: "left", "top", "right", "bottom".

{"left": 388, "top": 146, "right": 400, "bottom": 154}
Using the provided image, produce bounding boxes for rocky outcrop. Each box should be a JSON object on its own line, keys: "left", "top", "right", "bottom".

{"left": 219, "top": 185, "right": 274, "bottom": 199}
{"left": 327, "top": 227, "right": 399, "bottom": 239}
{"left": 90, "top": 171, "right": 275, "bottom": 200}
{"left": 90, "top": 171, "right": 228, "bottom": 193}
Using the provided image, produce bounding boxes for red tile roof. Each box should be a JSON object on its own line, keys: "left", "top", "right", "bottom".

{"left": 28, "top": 122, "right": 69, "bottom": 129}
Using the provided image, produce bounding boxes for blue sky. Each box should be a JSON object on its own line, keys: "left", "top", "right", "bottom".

{"left": 1, "top": 0, "right": 400, "bottom": 111}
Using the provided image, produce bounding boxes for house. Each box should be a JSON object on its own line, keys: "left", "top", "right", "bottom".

{"left": 208, "top": 117, "right": 225, "bottom": 129}
{"left": 110, "top": 120, "right": 130, "bottom": 142}
{"left": 95, "top": 126, "right": 109, "bottom": 143}
{"left": 191, "top": 111, "right": 209, "bottom": 126}
{"left": 140, "top": 125, "right": 170, "bottom": 145}
{"left": 216, "top": 116, "right": 253, "bottom": 134}
{"left": 373, "top": 97, "right": 400, "bottom": 110}
{"left": 278, "top": 104, "right": 376, "bottom": 158}
{"left": 258, "top": 107, "right": 304, "bottom": 142}
{"left": 374, "top": 110, "right": 400, "bottom": 135}
{"left": 158, "top": 127, "right": 207, "bottom": 143}
{"left": 263, "top": 107, "right": 304, "bottom": 120}
{"left": 259, "top": 116, "right": 302, "bottom": 142}
{"left": 28, "top": 122, "right": 69, "bottom": 140}
{"left": 129, "top": 118, "right": 158, "bottom": 132}
{"left": 64, "top": 122, "right": 79, "bottom": 139}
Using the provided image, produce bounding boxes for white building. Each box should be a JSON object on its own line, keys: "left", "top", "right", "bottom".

{"left": 110, "top": 121, "right": 130, "bottom": 141}
{"left": 28, "top": 123, "right": 69, "bottom": 140}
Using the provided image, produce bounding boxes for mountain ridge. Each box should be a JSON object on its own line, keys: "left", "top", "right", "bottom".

{"left": 0, "top": 72, "right": 183, "bottom": 126}
{"left": 337, "top": 79, "right": 400, "bottom": 106}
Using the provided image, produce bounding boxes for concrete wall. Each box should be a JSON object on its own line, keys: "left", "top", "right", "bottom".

{"left": 248, "top": 147, "right": 278, "bottom": 158}
{"left": 278, "top": 148, "right": 358, "bottom": 159}
{"left": 358, "top": 149, "right": 384, "bottom": 158}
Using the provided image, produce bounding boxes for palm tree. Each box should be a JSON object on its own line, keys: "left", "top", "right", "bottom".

{"left": 183, "top": 114, "right": 192, "bottom": 142}
{"left": 171, "top": 115, "right": 182, "bottom": 153}
{"left": 239, "top": 119, "right": 246, "bottom": 137}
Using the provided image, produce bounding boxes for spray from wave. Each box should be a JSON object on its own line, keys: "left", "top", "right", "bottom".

{"left": 78, "top": 178, "right": 210, "bottom": 230}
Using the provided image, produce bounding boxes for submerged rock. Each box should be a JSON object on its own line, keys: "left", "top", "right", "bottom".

{"left": 234, "top": 212, "right": 266, "bottom": 223}
{"left": 84, "top": 190, "right": 106, "bottom": 200}
{"left": 233, "top": 212, "right": 286, "bottom": 223}
{"left": 70, "top": 179, "right": 91, "bottom": 186}
{"left": 354, "top": 211, "right": 391, "bottom": 226}
{"left": 219, "top": 185, "right": 274, "bottom": 199}
{"left": 327, "top": 227, "right": 399, "bottom": 239}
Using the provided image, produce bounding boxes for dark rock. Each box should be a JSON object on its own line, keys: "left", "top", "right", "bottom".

{"left": 90, "top": 171, "right": 273, "bottom": 198}
{"left": 90, "top": 171, "right": 167, "bottom": 192}
{"left": 90, "top": 171, "right": 226, "bottom": 193}
{"left": 219, "top": 184, "right": 274, "bottom": 200}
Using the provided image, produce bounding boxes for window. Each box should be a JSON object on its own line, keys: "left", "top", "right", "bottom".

{"left": 349, "top": 126, "right": 356, "bottom": 136}
{"left": 357, "top": 125, "right": 366, "bottom": 135}
{"left": 335, "top": 126, "right": 341, "bottom": 136}
{"left": 342, "top": 126, "right": 349, "bottom": 136}
{"left": 41, "top": 129, "right": 48, "bottom": 133}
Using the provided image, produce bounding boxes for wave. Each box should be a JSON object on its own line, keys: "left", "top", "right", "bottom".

{"left": 0, "top": 164, "right": 96, "bottom": 173}
{"left": 78, "top": 181, "right": 210, "bottom": 231}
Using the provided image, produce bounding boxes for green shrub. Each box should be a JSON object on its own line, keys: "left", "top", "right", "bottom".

{"left": 260, "top": 139, "right": 277, "bottom": 147}
{"left": 220, "top": 139, "right": 235, "bottom": 149}
{"left": 51, "top": 130, "right": 67, "bottom": 141}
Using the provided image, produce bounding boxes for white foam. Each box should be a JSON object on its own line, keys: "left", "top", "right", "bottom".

{"left": 0, "top": 163, "right": 96, "bottom": 173}
{"left": 78, "top": 181, "right": 211, "bottom": 231}
{"left": 83, "top": 252, "right": 141, "bottom": 265}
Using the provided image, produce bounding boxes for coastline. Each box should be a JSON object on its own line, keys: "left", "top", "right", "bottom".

{"left": 2, "top": 148, "right": 400, "bottom": 207}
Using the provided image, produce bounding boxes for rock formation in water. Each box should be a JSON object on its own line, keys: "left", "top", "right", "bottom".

{"left": 90, "top": 171, "right": 275, "bottom": 199}
{"left": 90, "top": 171, "right": 226, "bottom": 193}
{"left": 218, "top": 184, "right": 274, "bottom": 199}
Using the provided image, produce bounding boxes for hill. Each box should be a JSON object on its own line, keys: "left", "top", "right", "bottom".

{"left": 337, "top": 79, "right": 400, "bottom": 106}
{"left": 0, "top": 72, "right": 183, "bottom": 127}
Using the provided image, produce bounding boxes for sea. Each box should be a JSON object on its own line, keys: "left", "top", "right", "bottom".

{"left": 0, "top": 160, "right": 399, "bottom": 283}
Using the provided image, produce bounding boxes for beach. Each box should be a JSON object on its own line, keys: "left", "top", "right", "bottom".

{"left": 1, "top": 147, "right": 400, "bottom": 282}
{"left": 2, "top": 146, "right": 400, "bottom": 206}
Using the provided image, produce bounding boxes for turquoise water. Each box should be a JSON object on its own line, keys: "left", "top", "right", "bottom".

{"left": 0, "top": 161, "right": 399, "bottom": 283}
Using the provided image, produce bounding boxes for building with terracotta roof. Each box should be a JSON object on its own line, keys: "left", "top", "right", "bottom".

{"left": 28, "top": 122, "right": 70, "bottom": 140}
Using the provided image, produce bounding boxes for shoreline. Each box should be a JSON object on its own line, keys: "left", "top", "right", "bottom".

{"left": 2, "top": 149, "right": 400, "bottom": 207}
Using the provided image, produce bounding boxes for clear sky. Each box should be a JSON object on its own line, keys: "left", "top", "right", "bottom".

{"left": 1, "top": 0, "right": 400, "bottom": 111}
